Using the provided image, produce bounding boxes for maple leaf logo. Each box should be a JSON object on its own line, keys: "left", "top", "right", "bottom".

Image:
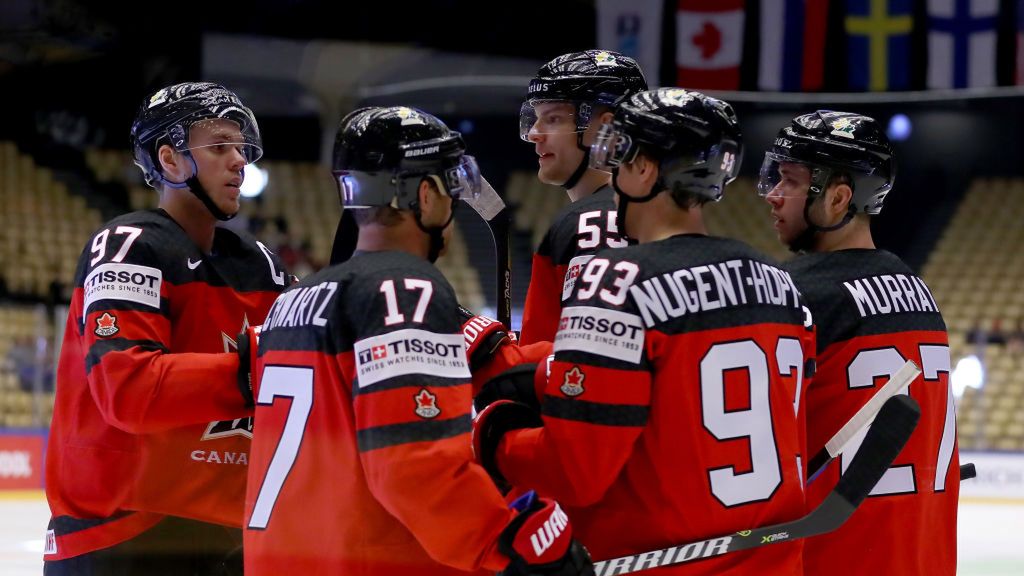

{"left": 560, "top": 366, "right": 586, "bottom": 397}
{"left": 94, "top": 312, "right": 119, "bottom": 337}
{"left": 692, "top": 21, "right": 722, "bottom": 60}
{"left": 414, "top": 388, "right": 441, "bottom": 419}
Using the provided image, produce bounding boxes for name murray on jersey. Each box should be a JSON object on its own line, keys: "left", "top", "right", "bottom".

{"left": 843, "top": 273, "right": 940, "bottom": 318}
{"left": 630, "top": 259, "right": 801, "bottom": 327}
{"left": 262, "top": 281, "right": 339, "bottom": 331}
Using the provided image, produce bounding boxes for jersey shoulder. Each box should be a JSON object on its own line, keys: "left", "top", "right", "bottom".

{"left": 583, "top": 235, "right": 806, "bottom": 333}
{"left": 539, "top": 186, "right": 621, "bottom": 264}
{"left": 339, "top": 251, "right": 461, "bottom": 338}
{"left": 72, "top": 210, "right": 192, "bottom": 285}
{"left": 785, "top": 249, "right": 944, "bottom": 351}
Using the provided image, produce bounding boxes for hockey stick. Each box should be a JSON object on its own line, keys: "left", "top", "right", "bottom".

{"left": 803, "top": 359, "right": 975, "bottom": 484}
{"left": 806, "top": 359, "right": 921, "bottom": 482}
{"left": 592, "top": 395, "right": 921, "bottom": 576}
{"left": 463, "top": 177, "right": 512, "bottom": 328}
{"left": 329, "top": 209, "right": 359, "bottom": 265}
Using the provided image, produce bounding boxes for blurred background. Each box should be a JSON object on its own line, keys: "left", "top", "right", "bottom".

{"left": 0, "top": 0, "right": 1022, "bottom": 573}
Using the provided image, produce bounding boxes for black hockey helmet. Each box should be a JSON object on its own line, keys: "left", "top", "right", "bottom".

{"left": 757, "top": 110, "right": 895, "bottom": 214}
{"left": 332, "top": 106, "right": 481, "bottom": 211}
{"left": 130, "top": 82, "right": 262, "bottom": 189}
{"left": 519, "top": 49, "right": 648, "bottom": 141}
{"left": 590, "top": 88, "right": 743, "bottom": 202}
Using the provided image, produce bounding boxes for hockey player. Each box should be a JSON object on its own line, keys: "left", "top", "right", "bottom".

{"left": 44, "top": 82, "right": 289, "bottom": 575}
{"left": 474, "top": 89, "right": 813, "bottom": 574}
{"left": 759, "top": 111, "right": 958, "bottom": 575}
{"left": 518, "top": 50, "right": 647, "bottom": 345}
{"left": 243, "top": 106, "right": 593, "bottom": 576}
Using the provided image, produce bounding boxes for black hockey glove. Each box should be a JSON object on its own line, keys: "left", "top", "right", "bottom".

{"left": 235, "top": 326, "right": 261, "bottom": 409}
{"left": 498, "top": 491, "right": 595, "bottom": 576}
{"left": 473, "top": 399, "right": 543, "bottom": 490}
{"left": 474, "top": 363, "right": 542, "bottom": 413}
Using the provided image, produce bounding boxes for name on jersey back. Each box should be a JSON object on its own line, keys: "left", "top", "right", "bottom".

{"left": 630, "top": 258, "right": 801, "bottom": 326}
{"left": 842, "top": 273, "right": 939, "bottom": 318}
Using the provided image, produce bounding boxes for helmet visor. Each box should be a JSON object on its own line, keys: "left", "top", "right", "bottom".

{"left": 757, "top": 152, "right": 828, "bottom": 198}
{"left": 181, "top": 117, "right": 263, "bottom": 164}
{"left": 589, "top": 123, "right": 636, "bottom": 171}
{"left": 518, "top": 100, "right": 589, "bottom": 141}
{"left": 442, "top": 155, "right": 482, "bottom": 200}
{"left": 334, "top": 155, "right": 482, "bottom": 209}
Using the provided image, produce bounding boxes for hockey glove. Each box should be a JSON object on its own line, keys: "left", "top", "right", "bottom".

{"left": 475, "top": 363, "right": 542, "bottom": 413}
{"left": 460, "top": 305, "right": 514, "bottom": 372}
{"left": 235, "top": 325, "right": 261, "bottom": 409}
{"left": 498, "top": 491, "right": 594, "bottom": 576}
{"left": 473, "top": 399, "right": 542, "bottom": 490}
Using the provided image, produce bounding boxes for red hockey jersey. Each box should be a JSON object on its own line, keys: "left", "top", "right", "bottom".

{"left": 520, "top": 185, "right": 631, "bottom": 344}
{"left": 787, "top": 249, "right": 958, "bottom": 575}
{"left": 499, "top": 235, "right": 813, "bottom": 575}
{"left": 244, "top": 250, "right": 516, "bottom": 576}
{"left": 45, "top": 209, "right": 287, "bottom": 560}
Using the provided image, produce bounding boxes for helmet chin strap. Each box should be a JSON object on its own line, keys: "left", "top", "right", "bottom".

{"left": 161, "top": 153, "right": 238, "bottom": 221}
{"left": 611, "top": 168, "right": 662, "bottom": 240}
{"left": 788, "top": 195, "right": 856, "bottom": 253}
{"left": 560, "top": 132, "right": 591, "bottom": 191}
{"left": 412, "top": 198, "right": 457, "bottom": 264}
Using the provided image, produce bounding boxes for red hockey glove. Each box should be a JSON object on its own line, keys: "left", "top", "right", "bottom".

{"left": 499, "top": 491, "right": 594, "bottom": 576}
{"left": 460, "top": 305, "right": 513, "bottom": 371}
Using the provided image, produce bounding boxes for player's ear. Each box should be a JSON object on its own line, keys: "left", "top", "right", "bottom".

{"left": 418, "top": 177, "right": 443, "bottom": 213}
{"left": 637, "top": 153, "right": 660, "bottom": 189}
{"left": 828, "top": 181, "right": 854, "bottom": 219}
{"left": 157, "top": 143, "right": 186, "bottom": 181}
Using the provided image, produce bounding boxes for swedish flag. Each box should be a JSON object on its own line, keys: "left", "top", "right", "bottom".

{"left": 846, "top": 0, "right": 914, "bottom": 91}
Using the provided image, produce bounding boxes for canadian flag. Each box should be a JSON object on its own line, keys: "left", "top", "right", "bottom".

{"left": 676, "top": 0, "right": 746, "bottom": 90}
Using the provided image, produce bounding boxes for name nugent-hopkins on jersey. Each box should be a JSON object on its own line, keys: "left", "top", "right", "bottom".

{"left": 842, "top": 273, "right": 940, "bottom": 318}
{"left": 630, "top": 258, "right": 801, "bottom": 326}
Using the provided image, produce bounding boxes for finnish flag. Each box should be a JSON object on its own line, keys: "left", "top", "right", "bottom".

{"left": 927, "top": 0, "right": 998, "bottom": 89}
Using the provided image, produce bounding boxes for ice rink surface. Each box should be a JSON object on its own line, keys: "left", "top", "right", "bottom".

{"left": 1, "top": 492, "right": 1020, "bottom": 575}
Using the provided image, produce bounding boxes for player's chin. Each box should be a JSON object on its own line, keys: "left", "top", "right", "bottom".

{"left": 537, "top": 166, "right": 565, "bottom": 186}
{"left": 219, "top": 196, "right": 242, "bottom": 216}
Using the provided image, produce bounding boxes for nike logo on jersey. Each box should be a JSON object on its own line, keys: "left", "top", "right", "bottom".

{"left": 187, "top": 258, "right": 202, "bottom": 270}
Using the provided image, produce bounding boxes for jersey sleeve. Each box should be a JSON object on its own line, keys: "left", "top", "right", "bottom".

{"left": 498, "top": 253, "right": 653, "bottom": 507}
{"left": 345, "top": 267, "right": 513, "bottom": 572}
{"left": 519, "top": 236, "right": 567, "bottom": 345}
{"left": 77, "top": 223, "right": 249, "bottom": 434}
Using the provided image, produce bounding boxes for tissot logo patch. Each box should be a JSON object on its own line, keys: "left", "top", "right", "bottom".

{"left": 554, "top": 306, "right": 645, "bottom": 363}
{"left": 355, "top": 329, "right": 470, "bottom": 388}
{"left": 83, "top": 262, "right": 162, "bottom": 316}
{"left": 562, "top": 255, "right": 594, "bottom": 302}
